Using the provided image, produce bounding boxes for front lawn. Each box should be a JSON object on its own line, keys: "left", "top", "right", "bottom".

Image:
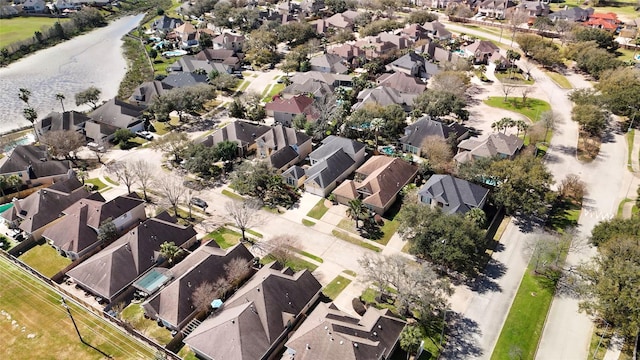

{"left": 204, "top": 227, "right": 242, "bottom": 249}
{"left": 260, "top": 254, "right": 318, "bottom": 272}
{"left": 18, "top": 243, "right": 71, "bottom": 277}
{"left": 120, "top": 303, "right": 173, "bottom": 345}
{"left": 261, "top": 83, "right": 285, "bottom": 102}
{"left": 0, "top": 256, "right": 155, "bottom": 359}
{"left": 490, "top": 268, "right": 555, "bottom": 360}
{"left": 323, "top": 275, "right": 352, "bottom": 300}
{"left": 484, "top": 97, "right": 551, "bottom": 122}
{"left": 546, "top": 200, "right": 581, "bottom": 233}
{"left": 306, "top": 199, "right": 329, "bottom": 220}
{"left": 84, "top": 178, "right": 108, "bottom": 191}
{"left": 302, "top": 219, "right": 316, "bottom": 226}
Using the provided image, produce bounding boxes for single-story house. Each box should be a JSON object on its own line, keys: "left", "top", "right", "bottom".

{"left": 289, "top": 71, "right": 353, "bottom": 88}
{"left": 418, "top": 174, "right": 490, "bottom": 215}
{"left": 454, "top": 133, "right": 524, "bottom": 164}
{"left": 184, "top": 262, "right": 322, "bottom": 360}
{"left": 281, "top": 79, "right": 333, "bottom": 100}
{"left": 333, "top": 156, "right": 418, "bottom": 214}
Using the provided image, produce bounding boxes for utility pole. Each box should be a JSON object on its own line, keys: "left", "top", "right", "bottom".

{"left": 61, "top": 297, "right": 84, "bottom": 344}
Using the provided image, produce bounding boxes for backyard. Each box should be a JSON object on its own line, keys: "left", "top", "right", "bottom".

{"left": 0, "top": 256, "right": 155, "bottom": 359}
{"left": 120, "top": 303, "right": 173, "bottom": 345}
{"left": 18, "top": 242, "right": 71, "bottom": 277}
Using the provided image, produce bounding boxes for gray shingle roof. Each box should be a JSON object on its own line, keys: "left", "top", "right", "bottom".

{"left": 161, "top": 72, "right": 209, "bottom": 89}
{"left": 418, "top": 175, "right": 489, "bottom": 215}
{"left": 310, "top": 136, "right": 365, "bottom": 162}
{"left": 305, "top": 149, "right": 355, "bottom": 188}
{"left": 400, "top": 117, "right": 469, "bottom": 147}
{"left": 36, "top": 111, "right": 90, "bottom": 134}
{"left": 455, "top": 133, "right": 524, "bottom": 162}
{"left": 0, "top": 145, "right": 71, "bottom": 178}
{"left": 89, "top": 98, "right": 145, "bottom": 129}
{"left": 202, "top": 120, "right": 271, "bottom": 148}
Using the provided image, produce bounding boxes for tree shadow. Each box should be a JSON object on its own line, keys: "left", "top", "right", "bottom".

{"left": 469, "top": 261, "right": 504, "bottom": 294}
{"left": 513, "top": 215, "right": 542, "bottom": 233}
{"left": 440, "top": 312, "right": 483, "bottom": 359}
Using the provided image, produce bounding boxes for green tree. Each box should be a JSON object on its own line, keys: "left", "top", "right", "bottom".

{"left": 571, "top": 104, "right": 607, "bottom": 137}
{"left": 346, "top": 198, "right": 366, "bottom": 229}
{"left": 113, "top": 129, "right": 134, "bottom": 146}
{"left": 275, "top": 22, "right": 316, "bottom": 46}
{"left": 229, "top": 98, "right": 245, "bottom": 119}
{"left": 18, "top": 88, "right": 39, "bottom": 141}
{"left": 149, "top": 48, "right": 158, "bottom": 61}
{"left": 160, "top": 241, "right": 183, "bottom": 264}
{"left": 97, "top": 219, "right": 119, "bottom": 246}
{"left": 412, "top": 90, "right": 468, "bottom": 120}
{"left": 577, "top": 237, "right": 640, "bottom": 339}
{"left": 590, "top": 218, "right": 640, "bottom": 247}
{"left": 465, "top": 208, "right": 487, "bottom": 228}
{"left": 406, "top": 10, "right": 438, "bottom": 25}
{"left": 595, "top": 68, "right": 640, "bottom": 117}
{"left": 325, "top": 0, "right": 354, "bottom": 13}
{"left": 153, "top": 132, "right": 189, "bottom": 163}
{"left": 400, "top": 325, "right": 426, "bottom": 358}
{"left": 230, "top": 161, "right": 297, "bottom": 207}
{"left": 150, "top": 84, "right": 216, "bottom": 122}
{"left": 244, "top": 29, "right": 279, "bottom": 68}
{"left": 0, "top": 174, "right": 21, "bottom": 197}
{"left": 210, "top": 73, "right": 238, "bottom": 92}
{"left": 75, "top": 86, "right": 102, "bottom": 109}
{"left": 214, "top": 140, "right": 238, "bottom": 162}
{"left": 571, "top": 27, "right": 618, "bottom": 51}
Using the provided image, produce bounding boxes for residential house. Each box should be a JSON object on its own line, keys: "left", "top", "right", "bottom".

{"left": 548, "top": 6, "right": 594, "bottom": 22}
{"left": 333, "top": 156, "right": 418, "bottom": 214}
{"left": 584, "top": 12, "right": 621, "bottom": 32}
{"left": 309, "top": 53, "right": 349, "bottom": 74}
{"left": 302, "top": 136, "right": 366, "bottom": 197}
{"left": 376, "top": 72, "right": 427, "bottom": 94}
{"left": 400, "top": 24, "right": 430, "bottom": 41}
{"left": 51, "top": 0, "right": 81, "bottom": 11}
{"left": 328, "top": 44, "right": 365, "bottom": 64}
{"left": 386, "top": 51, "right": 440, "bottom": 79}
{"left": 151, "top": 15, "right": 184, "bottom": 34}
{"left": 85, "top": 98, "right": 145, "bottom": 144}
{"left": 377, "top": 32, "right": 413, "bottom": 51}
{"left": 300, "top": 0, "right": 324, "bottom": 15}
{"left": 142, "top": 242, "right": 255, "bottom": 331}
{"left": 21, "top": 0, "right": 45, "bottom": 13}
{"left": 0, "top": 4, "right": 19, "bottom": 16}
{"left": 1, "top": 176, "right": 96, "bottom": 240}
{"left": 195, "top": 48, "right": 242, "bottom": 71}
{"left": 184, "top": 262, "right": 322, "bottom": 360}
{"left": 200, "top": 120, "right": 270, "bottom": 157}
{"left": 422, "top": 21, "right": 453, "bottom": 40}
{"left": 490, "top": 52, "right": 509, "bottom": 70}
{"left": 173, "top": 22, "right": 198, "bottom": 48}
{"left": 324, "top": 10, "right": 359, "bottom": 30}
{"left": 418, "top": 174, "right": 490, "bottom": 215}
{"left": 462, "top": 40, "right": 500, "bottom": 64}
{"left": 477, "top": 0, "right": 515, "bottom": 19}
{"left": 212, "top": 32, "right": 245, "bottom": 52}
{"left": 515, "top": 0, "right": 549, "bottom": 17}
{"left": 0, "top": 145, "right": 72, "bottom": 188}
{"left": 282, "top": 165, "right": 307, "bottom": 188}
{"left": 66, "top": 213, "right": 197, "bottom": 303}
{"left": 167, "top": 56, "right": 232, "bottom": 75}
{"left": 44, "top": 194, "right": 146, "bottom": 260}
{"left": 281, "top": 79, "right": 333, "bottom": 100}
{"left": 129, "top": 81, "right": 167, "bottom": 108}
{"left": 454, "top": 133, "right": 524, "bottom": 164}
{"left": 354, "top": 37, "right": 396, "bottom": 59}
{"left": 265, "top": 95, "right": 316, "bottom": 127}
{"left": 285, "top": 302, "right": 406, "bottom": 360}
{"left": 35, "top": 111, "right": 91, "bottom": 138}
{"left": 400, "top": 116, "right": 470, "bottom": 156}
{"left": 289, "top": 71, "right": 353, "bottom": 88}
{"left": 256, "top": 124, "right": 312, "bottom": 172}
{"left": 352, "top": 86, "right": 417, "bottom": 112}
{"left": 161, "top": 72, "right": 209, "bottom": 89}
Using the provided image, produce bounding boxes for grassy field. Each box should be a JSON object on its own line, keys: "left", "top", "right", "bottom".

{"left": 490, "top": 268, "right": 555, "bottom": 360}
{"left": 120, "top": 303, "right": 172, "bottom": 345}
{"left": 0, "top": 18, "right": 69, "bottom": 48}
{"left": 484, "top": 97, "right": 551, "bottom": 122}
{"left": 323, "top": 275, "right": 352, "bottom": 300}
{"left": 495, "top": 71, "right": 535, "bottom": 85}
{"left": 18, "top": 243, "right": 71, "bottom": 277}
{"left": 307, "top": 199, "right": 329, "bottom": 219}
{"left": 0, "top": 256, "right": 155, "bottom": 359}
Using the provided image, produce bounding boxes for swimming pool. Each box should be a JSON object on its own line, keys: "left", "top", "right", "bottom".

{"left": 133, "top": 268, "right": 172, "bottom": 294}
{"left": 162, "top": 50, "right": 187, "bottom": 58}
{"left": 0, "top": 203, "right": 13, "bottom": 214}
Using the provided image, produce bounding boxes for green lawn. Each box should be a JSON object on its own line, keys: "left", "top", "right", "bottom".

{"left": 343, "top": 269, "right": 357, "bottom": 277}
{"left": 302, "top": 219, "right": 316, "bottom": 226}
{"left": 331, "top": 229, "right": 382, "bottom": 252}
{"left": 293, "top": 248, "right": 323, "bottom": 263}
{"left": 261, "top": 83, "right": 286, "bottom": 103}
{"left": 178, "top": 345, "right": 199, "bottom": 360}
{"left": 307, "top": 199, "right": 329, "bottom": 219}
{"left": 84, "top": 178, "right": 108, "bottom": 191}
{"left": 494, "top": 70, "right": 535, "bottom": 85}
{"left": 626, "top": 129, "right": 634, "bottom": 171}
{"left": 484, "top": 96, "right": 551, "bottom": 122}
{"left": 546, "top": 200, "right": 581, "bottom": 233}
{"left": 0, "top": 18, "right": 70, "bottom": 48}
{"left": 323, "top": 275, "right": 352, "bottom": 300}
{"left": 104, "top": 176, "right": 120, "bottom": 186}
{"left": 18, "top": 243, "right": 71, "bottom": 278}
{"left": 204, "top": 227, "right": 242, "bottom": 249}
{"left": 260, "top": 254, "right": 318, "bottom": 272}
{"left": 378, "top": 218, "right": 400, "bottom": 246}
{"left": 120, "top": 303, "right": 173, "bottom": 345}
{"left": 544, "top": 70, "right": 573, "bottom": 89}
{"left": 490, "top": 268, "right": 555, "bottom": 360}
{"left": 246, "top": 229, "right": 263, "bottom": 238}
{"left": 0, "top": 256, "right": 155, "bottom": 359}
{"left": 221, "top": 189, "right": 245, "bottom": 201}
{"left": 151, "top": 121, "right": 171, "bottom": 135}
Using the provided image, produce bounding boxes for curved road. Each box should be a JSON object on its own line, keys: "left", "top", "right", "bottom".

{"left": 441, "top": 20, "right": 629, "bottom": 360}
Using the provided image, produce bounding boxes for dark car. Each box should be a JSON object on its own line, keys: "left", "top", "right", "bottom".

{"left": 190, "top": 197, "right": 208, "bottom": 209}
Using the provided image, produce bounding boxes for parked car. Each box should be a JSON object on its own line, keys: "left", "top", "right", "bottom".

{"left": 136, "top": 131, "right": 153, "bottom": 140}
{"left": 190, "top": 197, "right": 208, "bottom": 209}
{"left": 87, "top": 142, "right": 105, "bottom": 152}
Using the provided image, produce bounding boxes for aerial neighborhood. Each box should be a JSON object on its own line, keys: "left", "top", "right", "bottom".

{"left": 0, "top": 0, "right": 639, "bottom": 359}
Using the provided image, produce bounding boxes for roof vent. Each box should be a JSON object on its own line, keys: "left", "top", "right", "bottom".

{"left": 340, "top": 341, "right": 344, "bottom": 345}
{"left": 378, "top": 324, "right": 382, "bottom": 329}
{"left": 373, "top": 331, "right": 377, "bottom": 336}
{"left": 353, "top": 343, "right": 358, "bottom": 348}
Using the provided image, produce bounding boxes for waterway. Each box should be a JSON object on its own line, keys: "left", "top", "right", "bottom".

{"left": 0, "top": 14, "right": 144, "bottom": 135}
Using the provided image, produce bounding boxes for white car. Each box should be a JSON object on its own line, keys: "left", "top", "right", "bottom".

{"left": 136, "top": 131, "right": 153, "bottom": 141}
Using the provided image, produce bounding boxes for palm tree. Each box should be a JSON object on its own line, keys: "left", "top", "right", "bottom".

{"left": 346, "top": 198, "right": 366, "bottom": 229}
{"left": 18, "top": 88, "right": 39, "bottom": 141}
{"left": 0, "top": 175, "right": 21, "bottom": 197}
{"left": 160, "top": 241, "right": 183, "bottom": 265}
{"left": 55, "top": 93, "right": 66, "bottom": 112}
{"left": 515, "top": 120, "right": 529, "bottom": 137}
{"left": 371, "top": 117, "right": 384, "bottom": 147}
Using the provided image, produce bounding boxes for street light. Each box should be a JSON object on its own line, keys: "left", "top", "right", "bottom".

{"left": 61, "top": 297, "right": 84, "bottom": 344}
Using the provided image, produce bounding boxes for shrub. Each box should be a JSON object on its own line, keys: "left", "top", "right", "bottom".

{"left": 352, "top": 297, "right": 367, "bottom": 316}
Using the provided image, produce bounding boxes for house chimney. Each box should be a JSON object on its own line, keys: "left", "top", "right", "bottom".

{"left": 12, "top": 198, "right": 22, "bottom": 216}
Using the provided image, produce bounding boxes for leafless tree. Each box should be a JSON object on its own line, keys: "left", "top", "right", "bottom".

{"left": 559, "top": 174, "right": 587, "bottom": 202}
{"left": 501, "top": 83, "right": 515, "bottom": 102}
{"left": 266, "top": 234, "right": 299, "bottom": 265}
{"left": 40, "top": 130, "right": 85, "bottom": 160}
{"left": 184, "top": 188, "right": 195, "bottom": 220}
{"left": 108, "top": 161, "right": 137, "bottom": 194}
{"left": 507, "top": 9, "right": 530, "bottom": 47}
{"left": 521, "top": 86, "right": 535, "bottom": 107}
{"left": 225, "top": 200, "right": 262, "bottom": 242}
{"left": 421, "top": 136, "right": 454, "bottom": 174}
{"left": 520, "top": 60, "right": 535, "bottom": 81}
{"left": 224, "top": 257, "right": 251, "bottom": 287}
{"left": 132, "top": 160, "right": 154, "bottom": 202}
{"left": 539, "top": 110, "right": 557, "bottom": 141}
{"left": 91, "top": 142, "right": 111, "bottom": 165}
{"left": 430, "top": 71, "right": 471, "bottom": 98}
{"left": 155, "top": 176, "right": 186, "bottom": 216}
{"left": 192, "top": 281, "right": 218, "bottom": 311}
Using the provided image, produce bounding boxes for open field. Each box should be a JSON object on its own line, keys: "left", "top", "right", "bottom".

{"left": 0, "top": 18, "right": 69, "bottom": 48}
{"left": 0, "top": 256, "right": 155, "bottom": 359}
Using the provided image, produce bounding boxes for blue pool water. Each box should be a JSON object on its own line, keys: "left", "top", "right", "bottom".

{"left": 162, "top": 50, "right": 187, "bottom": 57}
{"left": 134, "top": 269, "right": 170, "bottom": 294}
